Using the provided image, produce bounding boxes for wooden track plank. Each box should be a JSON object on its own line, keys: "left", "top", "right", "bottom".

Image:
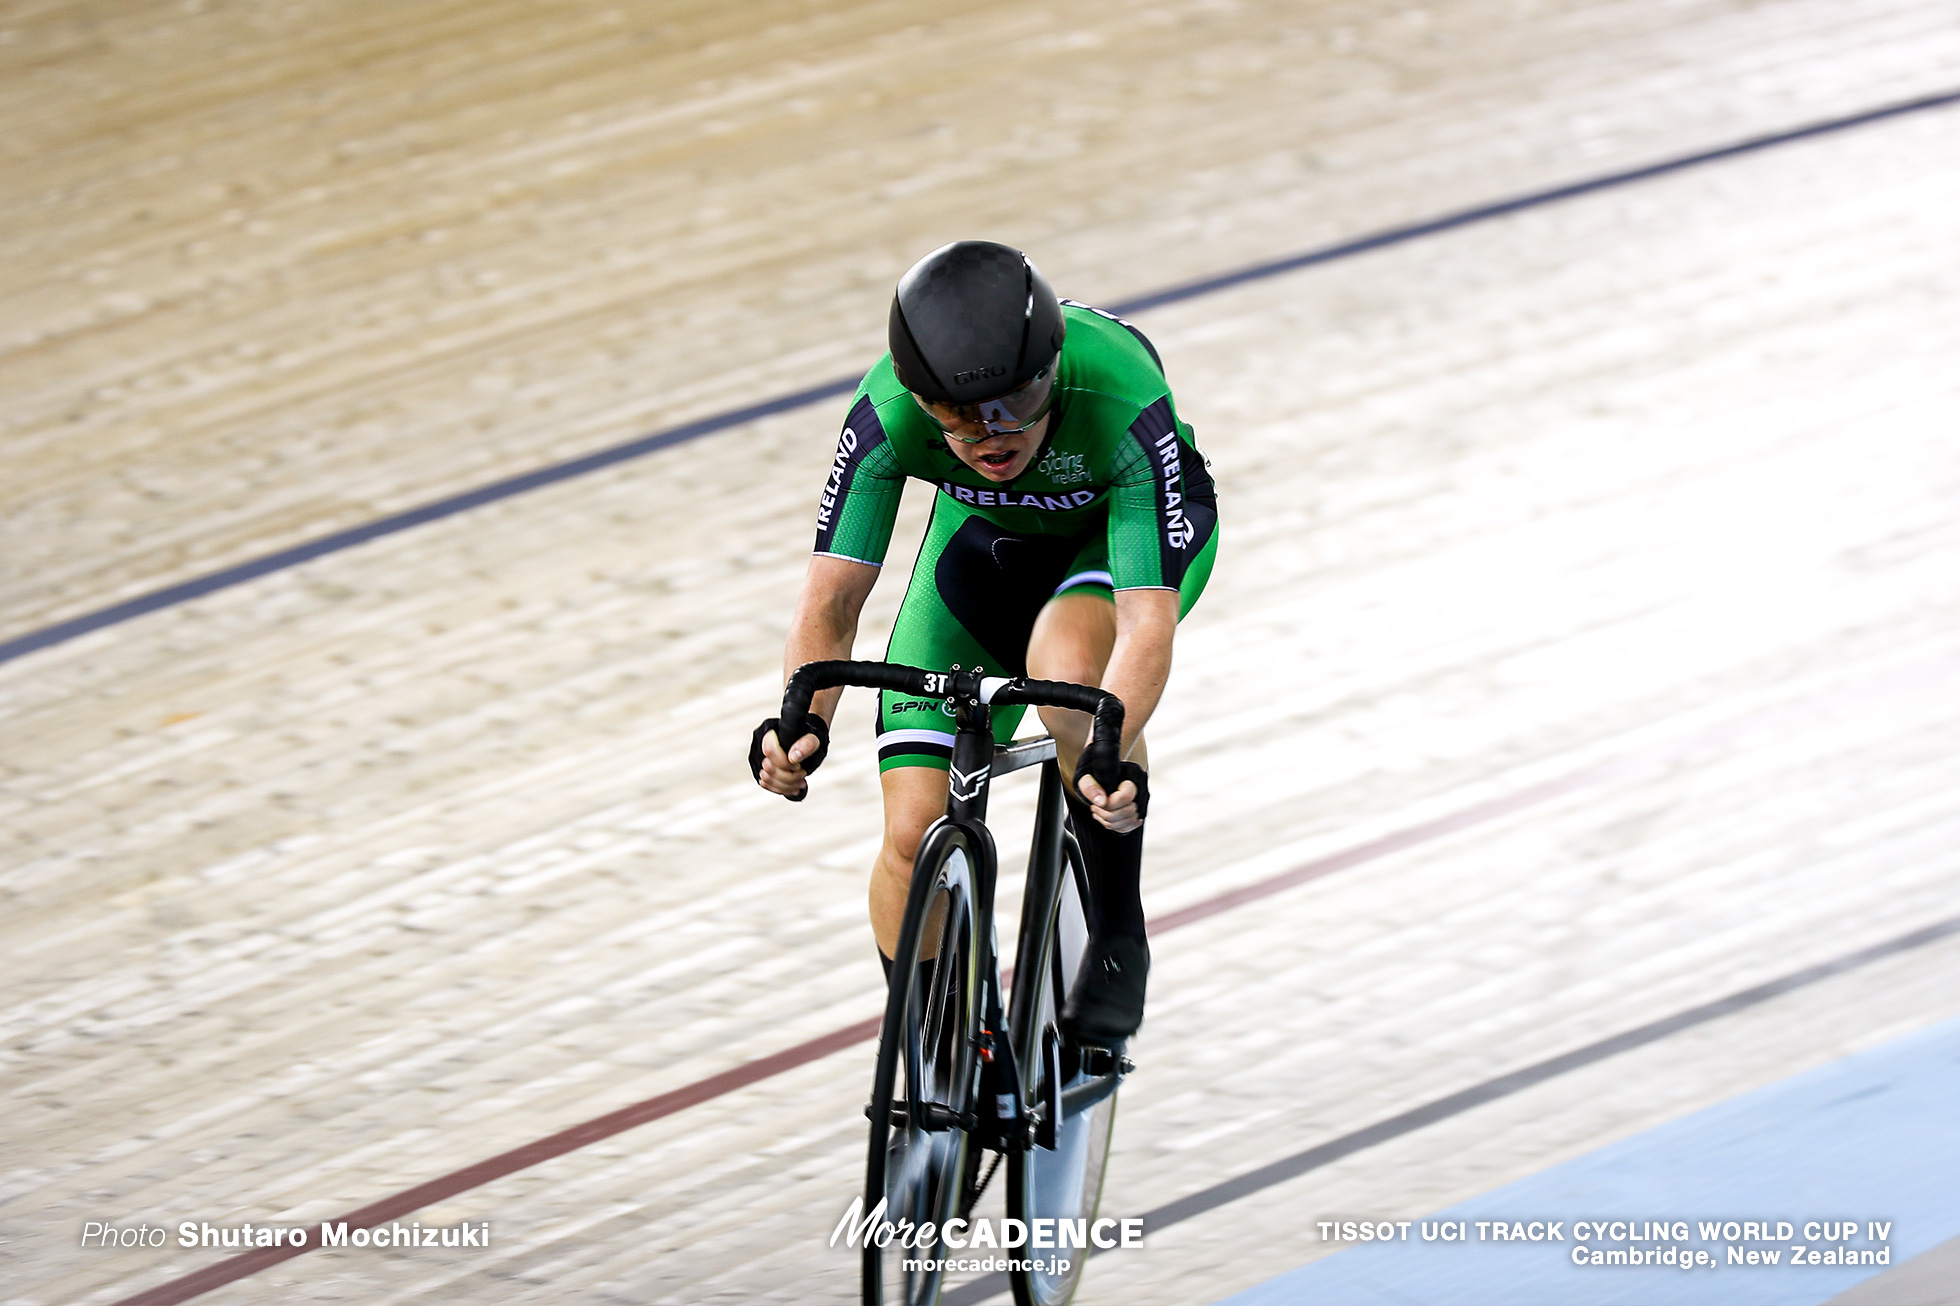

{"left": 5, "top": 0, "right": 1956, "bottom": 635}
{"left": 3, "top": 2, "right": 1958, "bottom": 1304}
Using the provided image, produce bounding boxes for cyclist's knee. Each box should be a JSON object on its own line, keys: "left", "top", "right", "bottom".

{"left": 877, "top": 824, "right": 926, "bottom": 881}
{"left": 1039, "top": 701, "right": 1093, "bottom": 751}
{"left": 1026, "top": 649, "right": 1108, "bottom": 693}
{"left": 877, "top": 766, "right": 950, "bottom": 873}
{"left": 1027, "top": 593, "right": 1115, "bottom": 685}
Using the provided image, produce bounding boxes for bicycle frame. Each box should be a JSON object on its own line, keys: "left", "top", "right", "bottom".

{"left": 777, "top": 660, "right": 1133, "bottom": 1305}
{"left": 911, "top": 685, "right": 1130, "bottom": 1160}
{"left": 939, "top": 698, "right": 1037, "bottom": 1156}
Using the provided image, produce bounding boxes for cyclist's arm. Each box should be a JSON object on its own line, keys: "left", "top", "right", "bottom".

{"left": 1104, "top": 586, "right": 1178, "bottom": 759}
{"left": 757, "top": 555, "right": 879, "bottom": 794}
{"left": 786, "top": 554, "right": 880, "bottom": 728}
{"left": 761, "top": 392, "right": 907, "bottom": 792}
{"left": 1082, "top": 395, "right": 1196, "bottom": 815}
{"left": 1071, "top": 586, "right": 1176, "bottom": 823}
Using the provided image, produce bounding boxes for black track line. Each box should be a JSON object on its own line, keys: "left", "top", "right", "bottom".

{"left": 6, "top": 87, "right": 1957, "bottom": 668}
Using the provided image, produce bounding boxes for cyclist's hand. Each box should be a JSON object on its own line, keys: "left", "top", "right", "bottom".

{"left": 1076, "top": 761, "right": 1149, "bottom": 835}
{"left": 760, "top": 728, "right": 822, "bottom": 794}
{"left": 750, "top": 716, "right": 830, "bottom": 801}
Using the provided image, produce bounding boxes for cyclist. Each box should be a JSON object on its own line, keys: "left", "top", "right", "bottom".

{"left": 751, "top": 240, "right": 1218, "bottom": 1044}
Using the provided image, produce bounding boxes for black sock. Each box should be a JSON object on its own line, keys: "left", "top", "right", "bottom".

{"left": 878, "top": 949, "right": 943, "bottom": 995}
{"left": 1063, "top": 787, "right": 1148, "bottom": 940}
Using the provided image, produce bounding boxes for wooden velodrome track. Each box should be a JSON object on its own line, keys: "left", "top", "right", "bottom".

{"left": 4, "top": 1, "right": 1959, "bottom": 1302}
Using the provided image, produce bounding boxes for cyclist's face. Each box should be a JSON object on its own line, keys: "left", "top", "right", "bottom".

{"left": 940, "top": 413, "right": 1048, "bottom": 482}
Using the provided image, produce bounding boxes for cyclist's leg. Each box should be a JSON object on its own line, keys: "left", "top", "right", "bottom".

{"left": 870, "top": 768, "right": 952, "bottom": 958}
{"left": 1025, "top": 513, "right": 1222, "bottom": 784}
{"left": 1024, "top": 516, "right": 1218, "bottom": 1039}
{"left": 870, "top": 493, "right": 1079, "bottom": 954}
{"left": 1027, "top": 591, "right": 1150, "bottom": 1036}
{"left": 1025, "top": 592, "right": 1143, "bottom": 785}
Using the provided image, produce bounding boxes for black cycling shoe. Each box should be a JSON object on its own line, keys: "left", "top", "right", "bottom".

{"left": 1060, "top": 934, "right": 1150, "bottom": 1045}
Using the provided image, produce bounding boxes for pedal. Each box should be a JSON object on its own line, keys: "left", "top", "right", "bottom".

{"left": 1074, "top": 1044, "right": 1134, "bottom": 1078}
{"left": 865, "top": 1100, "right": 908, "bottom": 1127}
{"left": 918, "top": 1102, "right": 979, "bottom": 1132}
{"left": 863, "top": 1099, "right": 975, "bottom": 1132}
{"left": 1036, "top": 1025, "right": 1062, "bottom": 1151}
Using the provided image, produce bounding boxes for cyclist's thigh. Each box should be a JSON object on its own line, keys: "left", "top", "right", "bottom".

{"left": 876, "top": 493, "right": 1086, "bottom": 771}
{"left": 1026, "top": 592, "right": 1116, "bottom": 685}
{"left": 1026, "top": 513, "right": 1215, "bottom": 681}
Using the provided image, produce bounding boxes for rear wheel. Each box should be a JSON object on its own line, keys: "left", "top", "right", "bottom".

{"left": 1006, "top": 834, "right": 1118, "bottom": 1306}
{"left": 864, "top": 823, "right": 983, "bottom": 1306}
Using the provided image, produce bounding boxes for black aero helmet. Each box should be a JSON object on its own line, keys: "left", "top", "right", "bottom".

{"left": 888, "top": 240, "right": 1066, "bottom": 404}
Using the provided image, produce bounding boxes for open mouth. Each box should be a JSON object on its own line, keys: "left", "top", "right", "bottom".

{"left": 978, "top": 449, "right": 1017, "bottom": 469}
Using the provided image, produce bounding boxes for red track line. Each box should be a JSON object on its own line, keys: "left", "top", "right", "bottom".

{"left": 108, "top": 1018, "right": 880, "bottom": 1306}
{"left": 107, "top": 763, "right": 1603, "bottom": 1306}
{"left": 1149, "top": 762, "right": 1614, "bottom": 933}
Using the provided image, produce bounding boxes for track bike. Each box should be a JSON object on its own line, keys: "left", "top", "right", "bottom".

{"left": 778, "top": 661, "right": 1135, "bottom": 1306}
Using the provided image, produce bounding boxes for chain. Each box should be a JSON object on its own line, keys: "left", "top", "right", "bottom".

{"left": 967, "top": 1150, "right": 1004, "bottom": 1210}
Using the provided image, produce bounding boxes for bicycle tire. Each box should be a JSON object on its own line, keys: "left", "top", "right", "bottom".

{"left": 1006, "top": 832, "right": 1119, "bottom": 1306}
{"left": 864, "top": 821, "right": 985, "bottom": 1306}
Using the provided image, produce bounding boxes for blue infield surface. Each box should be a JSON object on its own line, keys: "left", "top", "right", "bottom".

{"left": 1216, "top": 1013, "right": 1960, "bottom": 1306}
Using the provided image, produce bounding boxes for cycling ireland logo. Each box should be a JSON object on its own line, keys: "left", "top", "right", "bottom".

{"left": 1035, "top": 448, "right": 1092, "bottom": 486}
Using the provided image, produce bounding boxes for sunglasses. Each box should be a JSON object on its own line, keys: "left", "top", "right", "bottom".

{"left": 911, "top": 367, "right": 1056, "bottom": 440}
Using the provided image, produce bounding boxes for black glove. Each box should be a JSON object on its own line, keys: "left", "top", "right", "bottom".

{"left": 1072, "top": 755, "right": 1149, "bottom": 821}
{"left": 750, "top": 715, "right": 831, "bottom": 802}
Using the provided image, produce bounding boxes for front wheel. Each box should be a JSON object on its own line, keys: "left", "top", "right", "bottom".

{"left": 864, "top": 822, "right": 984, "bottom": 1306}
{"left": 1007, "top": 833, "right": 1119, "bottom": 1306}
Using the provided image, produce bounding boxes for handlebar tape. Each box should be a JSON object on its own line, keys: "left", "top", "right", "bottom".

{"left": 779, "top": 661, "right": 1125, "bottom": 794}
